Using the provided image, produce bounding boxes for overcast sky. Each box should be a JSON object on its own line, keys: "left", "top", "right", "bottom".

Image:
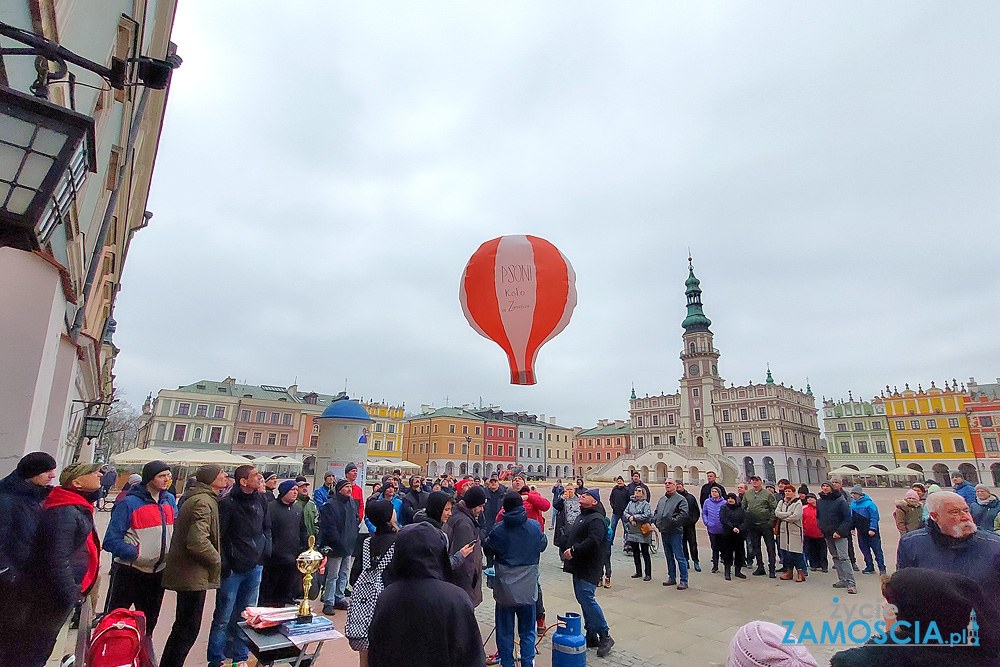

{"left": 113, "top": 2, "right": 1000, "bottom": 429}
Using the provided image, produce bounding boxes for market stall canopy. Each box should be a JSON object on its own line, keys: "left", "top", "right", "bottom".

{"left": 171, "top": 449, "right": 252, "bottom": 466}
{"left": 828, "top": 466, "right": 861, "bottom": 475}
{"left": 858, "top": 466, "right": 891, "bottom": 475}
{"left": 889, "top": 466, "right": 925, "bottom": 477}
{"left": 111, "top": 447, "right": 171, "bottom": 465}
{"left": 396, "top": 460, "right": 421, "bottom": 470}
{"left": 368, "top": 459, "right": 396, "bottom": 467}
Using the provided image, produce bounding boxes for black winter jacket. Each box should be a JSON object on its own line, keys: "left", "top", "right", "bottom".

{"left": 679, "top": 490, "right": 701, "bottom": 526}
{"left": 609, "top": 485, "right": 631, "bottom": 515}
{"left": 563, "top": 506, "right": 607, "bottom": 585}
{"left": 0, "top": 472, "right": 50, "bottom": 581}
{"left": 816, "top": 491, "right": 853, "bottom": 538}
{"left": 401, "top": 489, "right": 428, "bottom": 525}
{"left": 368, "top": 523, "right": 484, "bottom": 667}
{"left": 482, "top": 484, "right": 507, "bottom": 534}
{"left": 219, "top": 485, "right": 272, "bottom": 575}
{"left": 720, "top": 503, "right": 750, "bottom": 536}
{"left": 319, "top": 492, "right": 360, "bottom": 558}
{"left": 444, "top": 503, "right": 483, "bottom": 606}
{"left": 34, "top": 488, "right": 100, "bottom": 609}
{"left": 266, "top": 497, "right": 306, "bottom": 565}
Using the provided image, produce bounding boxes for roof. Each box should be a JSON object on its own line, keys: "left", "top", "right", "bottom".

{"left": 319, "top": 397, "right": 371, "bottom": 420}
{"left": 170, "top": 380, "right": 349, "bottom": 407}
{"left": 577, "top": 422, "right": 631, "bottom": 437}
{"left": 407, "top": 406, "right": 486, "bottom": 421}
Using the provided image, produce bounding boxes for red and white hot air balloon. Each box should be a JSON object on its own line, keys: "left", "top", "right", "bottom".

{"left": 459, "top": 235, "right": 577, "bottom": 385}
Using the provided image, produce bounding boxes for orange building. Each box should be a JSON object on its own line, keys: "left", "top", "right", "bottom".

{"left": 402, "top": 406, "right": 486, "bottom": 477}
{"left": 968, "top": 378, "right": 1000, "bottom": 485}
{"left": 574, "top": 419, "right": 631, "bottom": 478}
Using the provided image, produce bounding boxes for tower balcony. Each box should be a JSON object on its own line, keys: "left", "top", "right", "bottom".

{"left": 680, "top": 346, "right": 720, "bottom": 360}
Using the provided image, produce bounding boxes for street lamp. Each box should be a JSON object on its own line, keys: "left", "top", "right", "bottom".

{"left": 465, "top": 435, "right": 472, "bottom": 477}
{"left": 0, "top": 85, "right": 96, "bottom": 247}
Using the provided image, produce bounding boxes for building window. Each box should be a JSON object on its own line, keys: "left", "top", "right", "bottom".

{"left": 761, "top": 431, "right": 770, "bottom": 446}
{"left": 310, "top": 435, "right": 318, "bottom": 446}
{"left": 450, "top": 425, "right": 456, "bottom": 434}
{"left": 898, "top": 439, "right": 909, "bottom": 453}
{"left": 463, "top": 425, "right": 468, "bottom": 435}
{"left": 215, "top": 406, "right": 225, "bottom": 418}
{"left": 375, "top": 423, "right": 383, "bottom": 433}
{"left": 256, "top": 411, "right": 266, "bottom": 423}
{"left": 858, "top": 441, "right": 869, "bottom": 453}
{"left": 252, "top": 432, "right": 262, "bottom": 445}
{"left": 475, "top": 426, "right": 481, "bottom": 435}
{"left": 854, "top": 422, "right": 864, "bottom": 431}
{"left": 742, "top": 432, "right": 752, "bottom": 446}
{"left": 926, "top": 418, "right": 937, "bottom": 429}
{"left": 668, "top": 414, "right": 675, "bottom": 425}
{"left": 838, "top": 423, "right": 847, "bottom": 432}
{"left": 178, "top": 403, "right": 190, "bottom": 416}
{"left": 759, "top": 408, "right": 767, "bottom": 420}
{"left": 509, "top": 429, "right": 514, "bottom": 438}
{"left": 669, "top": 436, "right": 676, "bottom": 445}
{"left": 871, "top": 420, "right": 881, "bottom": 430}
{"left": 270, "top": 413, "right": 280, "bottom": 425}
{"left": 529, "top": 432, "right": 534, "bottom": 439}
{"left": 722, "top": 410, "right": 730, "bottom": 422}
{"left": 283, "top": 413, "right": 292, "bottom": 425}
{"left": 652, "top": 415, "right": 659, "bottom": 426}
{"left": 388, "top": 424, "right": 395, "bottom": 434}
{"left": 840, "top": 442, "right": 850, "bottom": 453}
{"left": 196, "top": 404, "right": 208, "bottom": 417}
{"left": 519, "top": 448, "right": 523, "bottom": 457}
{"left": 980, "top": 416, "right": 993, "bottom": 427}
{"left": 740, "top": 409, "right": 748, "bottom": 421}
{"left": 637, "top": 417, "right": 644, "bottom": 427}
{"left": 910, "top": 420, "right": 920, "bottom": 430}
{"left": 475, "top": 444, "right": 481, "bottom": 455}
{"left": 724, "top": 432, "right": 733, "bottom": 447}
{"left": 241, "top": 409, "right": 251, "bottom": 421}
{"left": 694, "top": 409, "right": 701, "bottom": 421}
{"left": 914, "top": 439, "right": 925, "bottom": 453}
{"left": 588, "top": 453, "right": 593, "bottom": 461}
{"left": 237, "top": 431, "right": 247, "bottom": 444}
{"left": 487, "top": 444, "right": 493, "bottom": 456}
{"left": 875, "top": 440, "right": 887, "bottom": 453}
{"left": 954, "top": 438, "right": 966, "bottom": 452}
{"left": 930, "top": 438, "right": 942, "bottom": 453}
{"left": 693, "top": 388, "right": 699, "bottom": 397}
{"left": 895, "top": 421, "right": 905, "bottom": 430}
{"left": 279, "top": 434, "right": 288, "bottom": 446}
{"left": 210, "top": 427, "right": 222, "bottom": 444}
{"left": 949, "top": 418, "right": 960, "bottom": 428}
{"left": 172, "top": 424, "right": 186, "bottom": 441}
{"left": 488, "top": 427, "right": 494, "bottom": 436}
{"left": 596, "top": 452, "right": 602, "bottom": 460}
{"left": 985, "top": 437, "right": 999, "bottom": 452}
{"left": 637, "top": 436, "right": 644, "bottom": 448}
{"left": 653, "top": 436, "right": 661, "bottom": 445}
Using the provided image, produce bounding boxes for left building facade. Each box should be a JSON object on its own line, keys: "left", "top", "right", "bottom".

{"left": 0, "top": 1, "right": 179, "bottom": 474}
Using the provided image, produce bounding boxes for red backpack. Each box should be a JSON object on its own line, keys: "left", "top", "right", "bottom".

{"left": 86, "top": 609, "right": 155, "bottom": 667}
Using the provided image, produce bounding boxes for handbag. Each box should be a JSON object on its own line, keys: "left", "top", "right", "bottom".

{"left": 640, "top": 522, "right": 654, "bottom": 535}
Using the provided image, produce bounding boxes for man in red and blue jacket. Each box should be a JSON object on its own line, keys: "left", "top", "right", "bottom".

{"left": 103, "top": 460, "right": 176, "bottom": 633}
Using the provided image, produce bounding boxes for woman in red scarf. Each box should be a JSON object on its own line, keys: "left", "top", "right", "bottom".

{"left": 20, "top": 462, "right": 103, "bottom": 667}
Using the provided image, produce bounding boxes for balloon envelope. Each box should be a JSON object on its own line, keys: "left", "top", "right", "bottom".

{"left": 460, "top": 235, "right": 577, "bottom": 385}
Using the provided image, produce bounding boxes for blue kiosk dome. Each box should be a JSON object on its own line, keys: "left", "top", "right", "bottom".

{"left": 318, "top": 396, "right": 370, "bottom": 421}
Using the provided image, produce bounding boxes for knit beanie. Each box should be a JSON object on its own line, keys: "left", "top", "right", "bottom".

{"left": 425, "top": 491, "right": 451, "bottom": 522}
{"left": 503, "top": 490, "right": 524, "bottom": 512}
{"left": 927, "top": 484, "right": 942, "bottom": 494}
{"left": 16, "top": 452, "right": 57, "bottom": 480}
{"left": 344, "top": 463, "right": 358, "bottom": 475}
{"left": 797, "top": 484, "right": 808, "bottom": 495}
{"left": 335, "top": 479, "right": 352, "bottom": 494}
{"left": 366, "top": 499, "right": 394, "bottom": 528}
{"left": 142, "top": 460, "right": 170, "bottom": 484}
{"left": 127, "top": 473, "right": 142, "bottom": 485}
{"left": 850, "top": 484, "right": 864, "bottom": 496}
{"left": 583, "top": 488, "right": 601, "bottom": 503}
{"left": 455, "top": 479, "right": 472, "bottom": 496}
{"left": 59, "top": 462, "right": 102, "bottom": 487}
{"left": 904, "top": 489, "right": 920, "bottom": 501}
{"left": 195, "top": 464, "right": 223, "bottom": 485}
{"left": 727, "top": 621, "right": 820, "bottom": 667}
{"left": 263, "top": 472, "right": 277, "bottom": 482}
{"left": 278, "top": 479, "right": 297, "bottom": 497}
{"left": 975, "top": 483, "right": 990, "bottom": 494}
{"left": 463, "top": 485, "right": 487, "bottom": 508}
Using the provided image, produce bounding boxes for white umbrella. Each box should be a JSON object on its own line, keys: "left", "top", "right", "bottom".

{"left": 829, "top": 466, "right": 861, "bottom": 475}
{"left": 111, "top": 447, "right": 171, "bottom": 465}
{"left": 858, "top": 466, "right": 890, "bottom": 475}
{"left": 889, "top": 466, "right": 924, "bottom": 477}
{"left": 396, "top": 460, "right": 421, "bottom": 470}
{"left": 173, "top": 449, "right": 251, "bottom": 465}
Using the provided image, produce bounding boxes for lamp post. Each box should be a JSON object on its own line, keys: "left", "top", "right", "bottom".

{"left": 465, "top": 435, "right": 472, "bottom": 477}
{"left": 72, "top": 412, "right": 108, "bottom": 464}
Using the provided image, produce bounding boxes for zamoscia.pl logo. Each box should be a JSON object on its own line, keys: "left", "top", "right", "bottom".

{"left": 780, "top": 597, "right": 980, "bottom": 647}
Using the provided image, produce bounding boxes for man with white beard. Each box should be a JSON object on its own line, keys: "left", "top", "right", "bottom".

{"left": 897, "top": 490, "right": 1000, "bottom": 653}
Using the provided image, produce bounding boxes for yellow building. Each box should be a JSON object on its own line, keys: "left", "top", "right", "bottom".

{"left": 361, "top": 400, "right": 406, "bottom": 461}
{"left": 884, "top": 382, "right": 977, "bottom": 485}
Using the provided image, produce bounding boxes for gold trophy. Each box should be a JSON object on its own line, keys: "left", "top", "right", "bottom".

{"left": 296, "top": 534, "right": 324, "bottom": 624}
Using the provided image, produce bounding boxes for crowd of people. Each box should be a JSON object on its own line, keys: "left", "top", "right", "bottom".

{"left": 2, "top": 452, "right": 1000, "bottom": 666}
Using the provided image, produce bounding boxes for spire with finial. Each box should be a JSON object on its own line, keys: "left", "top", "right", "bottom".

{"left": 630, "top": 384, "right": 636, "bottom": 400}
{"left": 765, "top": 364, "right": 774, "bottom": 385}
{"left": 848, "top": 390, "right": 854, "bottom": 401}
{"left": 806, "top": 378, "right": 813, "bottom": 396}
{"left": 681, "top": 256, "right": 712, "bottom": 332}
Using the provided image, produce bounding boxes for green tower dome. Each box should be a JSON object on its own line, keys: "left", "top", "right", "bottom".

{"left": 681, "top": 258, "right": 712, "bottom": 332}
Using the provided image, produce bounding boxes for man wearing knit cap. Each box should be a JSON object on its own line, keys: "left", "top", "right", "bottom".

{"left": 103, "top": 459, "right": 176, "bottom": 633}
{"left": 563, "top": 487, "right": 615, "bottom": 657}
{"left": 295, "top": 475, "right": 319, "bottom": 538}
{"left": 345, "top": 462, "right": 365, "bottom": 523}
{"left": 728, "top": 621, "right": 819, "bottom": 667}
{"left": 263, "top": 472, "right": 279, "bottom": 502}
{"left": 445, "top": 483, "right": 487, "bottom": 606}
{"left": 971, "top": 483, "right": 1000, "bottom": 532}
{"left": 319, "top": 479, "right": 361, "bottom": 613}
{"left": 260, "top": 479, "right": 307, "bottom": 607}
{"left": 160, "top": 464, "right": 228, "bottom": 667}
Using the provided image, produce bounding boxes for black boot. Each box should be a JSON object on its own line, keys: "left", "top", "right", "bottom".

{"left": 752, "top": 564, "right": 766, "bottom": 576}
{"left": 711, "top": 560, "right": 719, "bottom": 574}
{"left": 768, "top": 566, "right": 776, "bottom": 579}
{"left": 597, "top": 633, "right": 615, "bottom": 658}
{"left": 735, "top": 568, "right": 747, "bottom": 579}
{"left": 724, "top": 564, "right": 732, "bottom": 580}
{"left": 631, "top": 571, "right": 643, "bottom": 578}
{"left": 587, "top": 632, "right": 600, "bottom": 648}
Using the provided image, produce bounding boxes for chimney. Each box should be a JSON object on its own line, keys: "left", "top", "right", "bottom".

{"left": 598, "top": 419, "right": 608, "bottom": 427}
{"left": 538, "top": 414, "right": 546, "bottom": 423}
{"left": 550, "top": 416, "right": 556, "bottom": 424}
{"left": 420, "top": 404, "right": 433, "bottom": 413}
{"left": 223, "top": 376, "right": 236, "bottom": 385}
{"left": 614, "top": 420, "right": 625, "bottom": 427}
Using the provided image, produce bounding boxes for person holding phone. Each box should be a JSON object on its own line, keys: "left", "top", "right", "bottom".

{"left": 444, "top": 485, "right": 487, "bottom": 607}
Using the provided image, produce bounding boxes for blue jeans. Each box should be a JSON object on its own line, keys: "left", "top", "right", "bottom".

{"left": 207, "top": 565, "right": 262, "bottom": 663}
{"left": 572, "top": 577, "right": 608, "bottom": 637}
{"left": 857, "top": 531, "right": 885, "bottom": 571}
{"left": 663, "top": 531, "right": 688, "bottom": 584}
{"left": 322, "top": 555, "right": 352, "bottom": 605}
{"left": 495, "top": 604, "right": 536, "bottom": 667}
{"left": 609, "top": 513, "right": 623, "bottom": 544}
{"left": 780, "top": 549, "right": 806, "bottom": 571}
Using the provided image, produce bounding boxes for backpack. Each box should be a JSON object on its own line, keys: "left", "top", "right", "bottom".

{"left": 86, "top": 609, "right": 155, "bottom": 667}
{"left": 344, "top": 538, "right": 395, "bottom": 640}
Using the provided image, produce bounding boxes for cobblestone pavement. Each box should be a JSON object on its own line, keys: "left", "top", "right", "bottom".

{"left": 56, "top": 486, "right": 908, "bottom": 666}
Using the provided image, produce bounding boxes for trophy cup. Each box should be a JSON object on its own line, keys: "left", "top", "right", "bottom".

{"left": 296, "top": 534, "right": 324, "bottom": 624}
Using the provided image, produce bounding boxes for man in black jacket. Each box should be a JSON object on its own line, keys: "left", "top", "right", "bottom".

{"left": 444, "top": 485, "right": 486, "bottom": 607}
{"left": 699, "top": 471, "right": 726, "bottom": 506}
{"left": 830, "top": 477, "right": 860, "bottom": 571}
{"left": 401, "top": 475, "right": 428, "bottom": 525}
{"left": 817, "top": 481, "right": 856, "bottom": 594}
{"left": 319, "top": 479, "right": 360, "bottom": 613}
{"left": 0, "top": 452, "right": 55, "bottom": 596}
{"left": 562, "top": 488, "right": 615, "bottom": 658}
{"left": 260, "top": 480, "right": 306, "bottom": 606}
{"left": 626, "top": 471, "right": 651, "bottom": 505}
{"left": 368, "top": 523, "right": 485, "bottom": 667}
{"left": 676, "top": 481, "right": 702, "bottom": 572}
{"left": 608, "top": 476, "right": 630, "bottom": 546}
{"left": 208, "top": 464, "right": 272, "bottom": 667}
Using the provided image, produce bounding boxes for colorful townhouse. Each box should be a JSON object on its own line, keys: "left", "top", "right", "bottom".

{"left": 574, "top": 420, "right": 631, "bottom": 478}
{"left": 823, "top": 395, "right": 894, "bottom": 472}
{"left": 360, "top": 399, "right": 406, "bottom": 461}
{"left": 967, "top": 377, "right": 1000, "bottom": 485}
{"left": 543, "top": 418, "right": 575, "bottom": 480}
{"left": 884, "top": 382, "right": 976, "bottom": 485}
{"left": 475, "top": 408, "right": 518, "bottom": 477}
{"left": 401, "top": 406, "right": 485, "bottom": 478}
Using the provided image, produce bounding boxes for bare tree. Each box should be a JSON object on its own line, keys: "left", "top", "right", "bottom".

{"left": 102, "top": 393, "right": 142, "bottom": 459}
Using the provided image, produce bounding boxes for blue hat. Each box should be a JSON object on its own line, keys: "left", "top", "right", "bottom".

{"left": 278, "top": 479, "right": 297, "bottom": 496}
{"left": 583, "top": 488, "right": 601, "bottom": 502}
